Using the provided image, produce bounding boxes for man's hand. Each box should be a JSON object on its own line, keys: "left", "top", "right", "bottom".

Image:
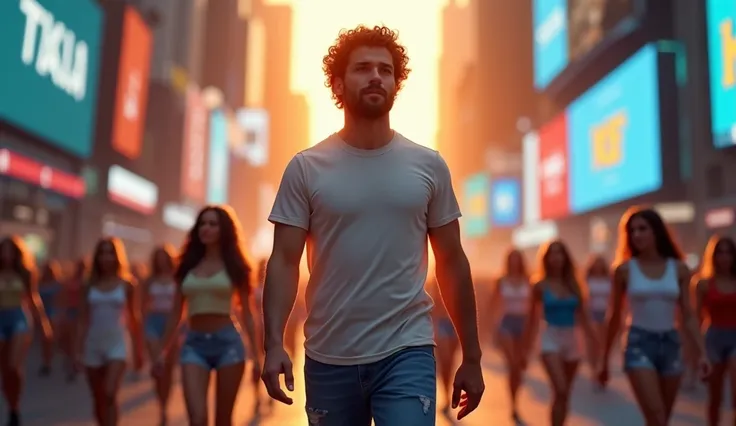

{"left": 261, "top": 346, "right": 295, "bottom": 405}
{"left": 451, "top": 360, "right": 485, "bottom": 420}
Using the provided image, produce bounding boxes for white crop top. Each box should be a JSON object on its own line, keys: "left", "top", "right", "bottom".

{"left": 587, "top": 278, "right": 612, "bottom": 312}
{"left": 500, "top": 279, "right": 531, "bottom": 315}
{"left": 148, "top": 279, "right": 176, "bottom": 312}
{"left": 88, "top": 284, "right": 127, "bottom": 335}
{"left": 627, "top": 259, "right": 680, "bottom": 332}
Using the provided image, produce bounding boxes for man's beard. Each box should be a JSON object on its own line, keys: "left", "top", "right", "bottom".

{"left": 344, "top": 89, "right": 395, "bottom": 119}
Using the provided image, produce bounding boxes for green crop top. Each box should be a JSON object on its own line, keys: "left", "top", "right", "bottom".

{"left": 181, "top": 270, "right": 233, "bottom": 317}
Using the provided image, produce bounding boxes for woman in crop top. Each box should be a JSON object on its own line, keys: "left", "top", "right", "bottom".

{"left": 142, "top": 244, "right": 178, "bottom": 425}
{"left": 694, "top": 235, "right": 736, "bottom": 426}
{"left": 78, "top": 237, "right": 142, "bottom": 426}
{"left": 0, "top": 236, "right": 52, "bottom": 426}
{"left": 583, "top": 255, "right": 611, "bottom": 383}
{"left": 523, "top": 240, "right": 597, "bottom": 426}
{"left": 60, "top": 258, "right": 86, "bottom": 382}
{"left": 37, "top": 260, "right": 63, "bottom": 376}
{"left": 154, "top": 205, "right": 260, "bottom": 426}
{"left": 599, "top": 207, "right": 709, "bottom": 426}
{"left": 488, "top": 248, "right": 531, "bottom": 424}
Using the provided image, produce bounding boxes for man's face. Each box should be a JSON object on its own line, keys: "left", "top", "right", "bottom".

{"left": 334, "top": 46, "right": 397, "bottom": 119}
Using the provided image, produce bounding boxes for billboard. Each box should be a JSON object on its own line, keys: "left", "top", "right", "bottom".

{"left": 111, "top": 6, "right": 153, "bottom": 159}
{"left": 206, "top": 110, "right": 230, "bottom": 204}
{"left": 707, "top": 0, "right": 736, "bottom": 148}
{"left": 181, "top": 85, "right": 208, "bottom": 203}
{"left": 107, "top": 165, "right": 158, "bottom": 214}
{"left": 568, "top": 43, "right": 661, "bottom": 213}
{"left": 489, "top": 178, "right": 521, "bottom": 228}
{"left": 233, "top": 108, "right": 269, "bottom": 166}
{"left": 461, "top": 174, "right": 489, "bottom": 237}
{"left": 533, "top": 0, "right": 640, "bottom": 90}
{"left": 538, "top": 114, "right": 570, "bottom": 220}
{"left": 0, "top": 0, "right": 104, "bottom": 158}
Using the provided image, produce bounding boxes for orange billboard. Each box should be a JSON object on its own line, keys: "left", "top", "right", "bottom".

{"left": 111, "top": 7, "right": 152, "bottom": 159}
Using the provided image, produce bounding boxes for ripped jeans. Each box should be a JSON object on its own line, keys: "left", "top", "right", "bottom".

{"left": 304, "top": 345, "right": 436, "bottom": 426}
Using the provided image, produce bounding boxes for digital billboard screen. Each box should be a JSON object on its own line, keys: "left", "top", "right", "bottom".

{"left": 533, "top": 0, "right": 640, "bottom": 90}
{"left": 0, "top": 0, "right": 104, "bottom": 158}
{"left": 568, "top": 43, "right": 661, "bottom": 213}
{"left": 461, "top": 174, "right": 489, "bottom": 238}
{"left": 707, "top": 0, "right": 736, "bottom": 148}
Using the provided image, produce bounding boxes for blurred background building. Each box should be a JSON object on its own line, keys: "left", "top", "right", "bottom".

{"left": 0, "top": 0, "right": 733, "bottom": 276}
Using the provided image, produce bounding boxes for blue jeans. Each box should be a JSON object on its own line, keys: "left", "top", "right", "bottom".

{"left": 705, "top": 326, "right": 736, "bottom": 364}
{"left": 305, "top": 345, "right": 436, "bottom": 426}
{"left": 623, "top": 326, "right": 683, "bottom": 376}
{"left": 0, "top": 307, "right": 30, "bottom": 340}
{"left": 180, "top": 323, "right": 246, "bottom": 370}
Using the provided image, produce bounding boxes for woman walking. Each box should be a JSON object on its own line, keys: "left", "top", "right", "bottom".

{"left": 155, "top": 205, "right": 261, "bottom": 426}
{"left": 599, "top": 207, "right": 710, "bottom": 426}
{"left": 523, "top": 240, "right": 597, "bottom": 426}
{"left": 694, "top": 235, "right": 736, "bottom": 426}
{"left": 78, "top": 237, "right": 143, "bottom": 426}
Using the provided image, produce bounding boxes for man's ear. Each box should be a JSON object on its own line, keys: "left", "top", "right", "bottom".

{"left": 333, "top": 77, "right": 344, "bottom": 97}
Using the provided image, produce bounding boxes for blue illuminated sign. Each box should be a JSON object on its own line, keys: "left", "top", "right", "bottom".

{"left": 462, "top": 174, "right": 489, "bottom": 238}
{"left": 707, "top": 0, "right": 736, "bottom": 148}
{"left": 489, "top": 178, "right": 521, "bottom": 228}
{"left": 567, "top": 44, "right": 661, "bottom": 213}
{"left": 533, "top": 0, "right": 568, "bottom": 90}
{"left": 206, "top": 110, "right": 230, "bottom": 204}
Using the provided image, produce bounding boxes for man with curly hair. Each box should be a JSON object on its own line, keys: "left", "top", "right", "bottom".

{"left": 262, "top": 25, "right": 485, "bottom": 425}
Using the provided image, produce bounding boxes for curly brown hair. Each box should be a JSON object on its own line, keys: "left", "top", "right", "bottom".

{"left": 322, "top": 25, "right": 412, "bottom": 109}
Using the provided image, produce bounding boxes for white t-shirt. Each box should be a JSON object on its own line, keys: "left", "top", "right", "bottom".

{"left": 269, "top": 132, "right": 461, "bottom": 365}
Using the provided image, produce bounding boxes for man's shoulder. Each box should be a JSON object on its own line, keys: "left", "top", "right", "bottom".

{"left": 395, "top": 133, "right": 439, "bottom": 159}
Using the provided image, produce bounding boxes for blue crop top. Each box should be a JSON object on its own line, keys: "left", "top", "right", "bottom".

{"left": 542, "top": 287, "right": 579, "bottom": 328}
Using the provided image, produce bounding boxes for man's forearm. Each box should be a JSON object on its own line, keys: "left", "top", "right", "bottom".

{"left": 263, "top": 258, "right": 300, "bottom": 350}
{"left": 436, "top": 254, "right": 482, "bottom": 363}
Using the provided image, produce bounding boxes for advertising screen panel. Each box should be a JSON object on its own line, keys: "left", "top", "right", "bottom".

{"left": 461, "top": 174, "right": 489, "bottom": 238}
{"left": 568, "top": 43, "right": 661, "bottom": 213}
{"left": 206, "top": 110, "right": 230, "bottom": 204}
{"left": 0, "top": 0, "right": 104, "bottom": 157}
{"left": 111, "top": 7, "right": 153, "bottom": 159}
{"left": 707, "top": 0, "right": 736, "bottom": 148}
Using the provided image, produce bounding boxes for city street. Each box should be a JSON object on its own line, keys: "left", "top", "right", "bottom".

{"left": 3, "top": 340, "right": 712, "bottom": 425}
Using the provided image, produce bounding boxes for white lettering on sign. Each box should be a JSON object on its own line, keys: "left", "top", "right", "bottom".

{"left": 19, "top": 0, "right": 89, "bottom": 102}
{"left": 122, "top": 70, "right": 142, "bottom": 121}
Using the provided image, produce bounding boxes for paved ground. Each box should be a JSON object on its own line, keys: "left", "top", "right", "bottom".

{"left": 0, "top": 339, "right": 719, "bottom": 425}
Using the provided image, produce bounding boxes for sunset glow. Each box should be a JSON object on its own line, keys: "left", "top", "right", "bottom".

{"left": 284, "top": 0, "right": 445, "bottom": 149}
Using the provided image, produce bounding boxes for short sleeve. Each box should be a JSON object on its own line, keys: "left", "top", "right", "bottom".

{"left": 428, "top": 152, "right": 462, "bottom": 228}
{"left": 269, "top": 154, "right": 310, "bottom": 230}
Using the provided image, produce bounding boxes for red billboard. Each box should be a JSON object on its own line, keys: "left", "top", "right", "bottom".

{"left": 538, "top": 113, "right": 570, "bottom": 219}
{"left": 181, "top": 85, "right": 208, "bottom": 202}
{"left": 111, "top": 7, "right": 153, "bottom": 159}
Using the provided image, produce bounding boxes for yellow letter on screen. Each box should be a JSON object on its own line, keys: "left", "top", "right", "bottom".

{"left": 721, "top": 18, "right": 736, "bottom": 88}
{"left": 590, "top": 111, "right": 627, "bottom": 170}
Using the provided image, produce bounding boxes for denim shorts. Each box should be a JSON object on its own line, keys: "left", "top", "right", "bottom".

{"left": 623, "top": 326, "right": 683, "bottom": 376}
{"left": 498, "top": 314, "right": 526, "bottom": 338}
{"left": 180, "top": 323, "right": 246, "bottom": 370}
{"left": 305, "top": 346, "right": 436, "bottom": 426}
{"left": 705, "top": 327, "right": 736, "bottom": 364}
{"left": 0, "top": 307, "right": 30, "bottom": 340}
{"left": 436, "top": 318, "right": 455, "bottom": 339}
{"left": 144, "top": 313, "right": 169, "bottom": 339}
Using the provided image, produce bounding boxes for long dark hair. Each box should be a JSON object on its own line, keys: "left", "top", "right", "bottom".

{"left": 149, "top": 244, "right": 177, "bottom": 277}
{"left": 536, "top": 239, "right": 583, "bottom": 300}
{"left": 175, "top": 205, "right": 251, "bottom": 290}
{"left": 585, "top": 254, "right": 610, "bottom": 279}
{"left": 700, "top": 235, "right": 736, "bottom": 280}
{"left": 0, "top": 235, "right": 37, "bottom": 284}
{"left": 89, "top": 237, "right": 131, "bottom": 284}
{"left": 40, "top": 260, "right": 62, "bottom": 283}
{"left": 614, "top": 206, "right": 684, "bottom": 266}
{"left": 502, "top": 248, "right": 529, "bottom": 281}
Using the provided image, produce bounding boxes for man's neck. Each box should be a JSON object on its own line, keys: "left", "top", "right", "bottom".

{"left": 339, "top": 113, "right": 394, "bottom": 150}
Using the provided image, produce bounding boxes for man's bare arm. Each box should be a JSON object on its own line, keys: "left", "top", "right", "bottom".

{"left": 428, "top": 220, "right": 482, "bottom": 363}
{"left": 263, "top": 223, "right": 307, "bottom": 350}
